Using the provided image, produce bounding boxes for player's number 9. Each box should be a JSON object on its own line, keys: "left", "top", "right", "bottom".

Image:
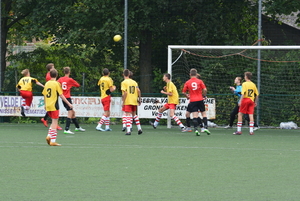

{"left": 191, "top": 82, "right": 198, "bottom": 90}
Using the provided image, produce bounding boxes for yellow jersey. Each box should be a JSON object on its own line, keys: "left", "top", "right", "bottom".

{"left": 241, "top": 81, "right": 259, "bottom": 102}
{"left": 42, "top": 80, "right": 63, "bottom": 111}
{"left": 16, "top": 77, "right": 39, "bottom": 91}
{"left": 121, "top": 78, "right": 139, "bottom": 105}
{"left": 166, "top": 81, "right": 179, "bottom": 104}
{"left": 98, "top": 76, "right": 114, "bottom": 99}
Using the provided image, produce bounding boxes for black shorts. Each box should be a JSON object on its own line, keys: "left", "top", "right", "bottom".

{"left": 187, "top": 101, "right": 205, "bottom": 113}
{"left": 63, "top": 98, "right": 73, "bottom": 111}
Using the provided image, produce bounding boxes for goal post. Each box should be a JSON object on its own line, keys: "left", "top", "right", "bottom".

{"left": 167, "top": 45, "right": 300, "bottom": 128}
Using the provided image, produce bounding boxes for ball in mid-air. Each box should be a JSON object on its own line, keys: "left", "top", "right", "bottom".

{"left": 113, "top": 35, "right": 122, "bottom": 42}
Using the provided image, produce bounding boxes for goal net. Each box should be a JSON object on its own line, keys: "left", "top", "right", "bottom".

{"left": 168, "top": 45, "right": 300, "bottom": 127}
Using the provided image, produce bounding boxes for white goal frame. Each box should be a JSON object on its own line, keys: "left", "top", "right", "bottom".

{"left": 167, "top": 45, "right": 300, "bottom": 128}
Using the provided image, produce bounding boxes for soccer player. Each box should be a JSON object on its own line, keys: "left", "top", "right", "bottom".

{"left": 43, "top": 69, "right": 73, "bottom": 146}
{"left": 16, "top": 69, "right": 44, "bottom": 117}
{"left": 182, "top": 69, "right": 210, "bottom": 136}
{"left": 233, "top": 72, "right": 259, "bottom": 135}
{"left": 121, "top": 69, "right": 142, "bottom": 135}
{"left": 151, "top": 73, "right": 185, "bottom": 130}
{"left": 225, "top": 77, "right": 259, "bottom": 130}
{"left": 57, "top": 67, "right": 85, "bottom": 134}
{"left": 40, "top": 63, "right": 63, "bottom": 130}
{"left": 96, "top": 68, "right": 116, "bottom": 131}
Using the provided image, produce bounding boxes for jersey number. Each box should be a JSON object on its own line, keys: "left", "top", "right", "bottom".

{"left": 46, "top": 88, "right": 52, "bottom": 98}
{"left": 247, "top": 89, "right": 253, "bottom": 97}
{"left": 191, "top": 82, "right": 198, "bottom": 90}
{"left": 22, "top": 79, "right": 29, "bottom": 85}
{"left": 62, "top": 82, "right": 67, "bottom": 90}
{"left": 129, "top": 86, "right": 135, "bottom": 94}
{"left": 101, "top": 82, "right": 105, "bottom": 90}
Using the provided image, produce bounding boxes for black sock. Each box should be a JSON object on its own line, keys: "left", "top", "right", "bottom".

{"left": 65, "top": 118, "right": 71, "bottom": 131}
{"left": 203, "top": 117, "right": 208, "bottom": 129}
{"left": 186, "top": 117, "right": 191, "bottom": 127}
{"left": 44, "top": 112, "right": 49, "bottom": 121}
{"left": 197, "top": 117, "right": 203, "bottom": 127}
{"left": 193, "top": 118, "right": 198, "bottom": 130}
{"left": 72, "top": 118, "right": 80, "bottom": 128}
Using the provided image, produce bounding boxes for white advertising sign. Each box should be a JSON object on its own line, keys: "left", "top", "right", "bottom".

{"left": 0, "top": 96, "right": 215, "bottom": 119}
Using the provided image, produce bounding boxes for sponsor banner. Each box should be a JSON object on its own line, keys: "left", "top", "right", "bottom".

{"left": 0, "top": 96, "right": 123, "bottom": 118}
{"left": 0, "top": 96, "right": 215, "bottom": 119}
{"left": 138, "top": 97, "right": 216, "bottom": 119}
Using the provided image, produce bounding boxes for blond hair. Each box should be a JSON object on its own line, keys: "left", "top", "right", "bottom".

{"left": 21, "top": 69, "right": 29, "bottom": 76}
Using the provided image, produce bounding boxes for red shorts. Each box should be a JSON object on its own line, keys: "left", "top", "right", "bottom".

{"left": 123, "top": 105, "right": 137, "bottom": 112}
{"left": 48, "top": 110, "right": 59, "bottom": 119}
{"left": 122, "top": 105, "right": 125, "bottom": 112}
{"left": 101, "top": 96, "right": 111, "bottom": 111}
{"left": 239, "top": 98, "right": 255, "bottom": 114}
{"left": 20, "top": 90, "right": 33, "bottom": 106}
{"left": 163, "top": 103, "right": 177, "bottom": 110}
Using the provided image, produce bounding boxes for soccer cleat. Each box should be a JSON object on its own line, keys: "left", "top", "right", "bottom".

{"left": 50, "top": 142, "right": 61, "bottom": 146}
{"left": 64, "top": 130, "right": 74, "bottom": 134}
{"left": 41, "top": 118, "right": 48, "bottom": 127}
{"left": 182, "top": 127, "right": 192, "bottom": 132}
{"left": 201, "top": 127, "right": 205, "bottom": 133}
{"left": 122, "top": 127, "right": 126, "bottom": 132}
{"left": 224, "top": 125, "right": 232, "bottom": 129}
{"left": 57, "top": 125, "right": 63, "bottom": 130}
{"left": 233, "top": 131, "right": 242, "bottom": 135}
{"left": 249, "top": 132, "right": 254, "bottom": 135}
{"left": 253, "top": 127, "right": 260, "bottom": 131}
{"left": 195, "top": 130, "right": 200, "bottom": 136}
{"left": 138, "top": 130, "right": 143, "bottom": 135}
{"left": 20, "top": 106, "right": 26, "bottom": 117}
{"left": 96, "top": 127, "right": 105, "bottom": 131}
{"left": 46, "top": 136, "right": 51, "bottom": 145}
{"left": 149, "top": 121, "right": 156, "bottom": 129}
{"left": 204, "top": 129, "right": 211, "bottom": 135}
{"left": 105, "top": 128, "right": 112, "bottom": 131}
{"left": 125, "top": 132, "right": 131, "bottom": 135}
{"left": 75, "top": 127, "right": 85, "bottom": 132}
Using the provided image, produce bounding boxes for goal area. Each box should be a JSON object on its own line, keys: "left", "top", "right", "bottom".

{"left": 168, "top": 45, "right": 300, "bottom": 127}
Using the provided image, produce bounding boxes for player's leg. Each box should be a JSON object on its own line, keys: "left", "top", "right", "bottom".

{"left": 73, "top": 110, "right": 85, "bottom": 132}
{"left": 226, "top": 104, "right": 239, "bottom": 128}
{"left": 132, "top": 110, "right": 142, "bottom": 135}
{"left": 198, "top": 101, "right": 210, "bottom": 135}
{"left": 41, "top": 112, "right": 49, "bottom": 127}
{"left": 104, "top": 110, "right": 112, "bottom": 131}
{"left": 124, "top": 106, "right": 133, "bottom": 135}
{"left": 122, "top": 110, "right": 126, "bottom": 131}
{"left": 182, "top": 111, "right": 192, "bottom": 132}
{"left": 169, "top": 105, "right": 185, "bottom": 130}
{"left": 247, "top": 101, "right": 255, "bottom": 135}
{"left": 96, "top": 96, "right": 110, "bottom": 131}
{"left": 191, "top": 111, "right": 200, "bottom": 135}
{"left": 48, "top": 111, "right": 61, "bottom": 146}
{"left": 151, "top": 105, "right": 168, "bottom": 128}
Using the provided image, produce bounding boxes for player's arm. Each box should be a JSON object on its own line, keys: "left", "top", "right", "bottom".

{"left": 60, "top": 94, "right": 73, "bottom": 109}
{"left": 202, "top": 88, "right": 207, "bottom": 97}
{"left": 36, "top": 82, "right": 45, "bottom": 88}
{"left": 72, "top": 79, "right": 80, "bottom": 88}
{"left": 137, "top": 87, "right": 141, "bottom": 106}
{"left": 161, "top": 90, "right": 172, "bottom": 96}
{"left": 122, "top": 90, "right": 127, "bottom": 106}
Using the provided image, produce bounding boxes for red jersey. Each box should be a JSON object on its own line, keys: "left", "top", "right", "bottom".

{"left": 46, "top": 72, "right": 51, "bottom": 82}
{"left": 182, "top": 77, "right": 206, "bottom": 102}
{"left": 57, "top": 76, "right": 80, "bottom": 98}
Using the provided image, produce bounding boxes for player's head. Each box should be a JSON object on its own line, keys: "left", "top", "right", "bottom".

{"left": 21, "top": 69, "right": 29, "bottom": 76}
{"left": 244, "top": 72, "right": 252, "bottom": 80}
{"left": 46, "top": 63, "right": 54, "bottom": 71}
{"left": 235, "top": 77, "right": 242, "bottom": 85}
{"left": 63, "top": 67, "right": 70, "bottom": 75}
{"left": 50, "top": 69, "right": 58, "bottom": 78}
{"left": 190, "top": 68, "right": 197, "bottom": 77}
{"left": 123, "top": 69, "right": 130, "bottom": 78}
{"left": 196, "top": 73, "right": 201, "bottom": 79}
{"left": 163, "top": 73, "right": 171, "bottom": 82}
{"left": 129, "top": 71, "right": 133, "bottom": 79}
{"left": 103, "top": 68, "right": 110, "bottom": 76}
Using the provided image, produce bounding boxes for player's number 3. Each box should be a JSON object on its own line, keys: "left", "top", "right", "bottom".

{"left": 46, "top": 88, "right": 52, "bottom": 98}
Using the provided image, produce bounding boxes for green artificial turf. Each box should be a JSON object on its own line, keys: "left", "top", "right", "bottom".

{"left": 1, "top": 123, "right": 300, "bottom": 201}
